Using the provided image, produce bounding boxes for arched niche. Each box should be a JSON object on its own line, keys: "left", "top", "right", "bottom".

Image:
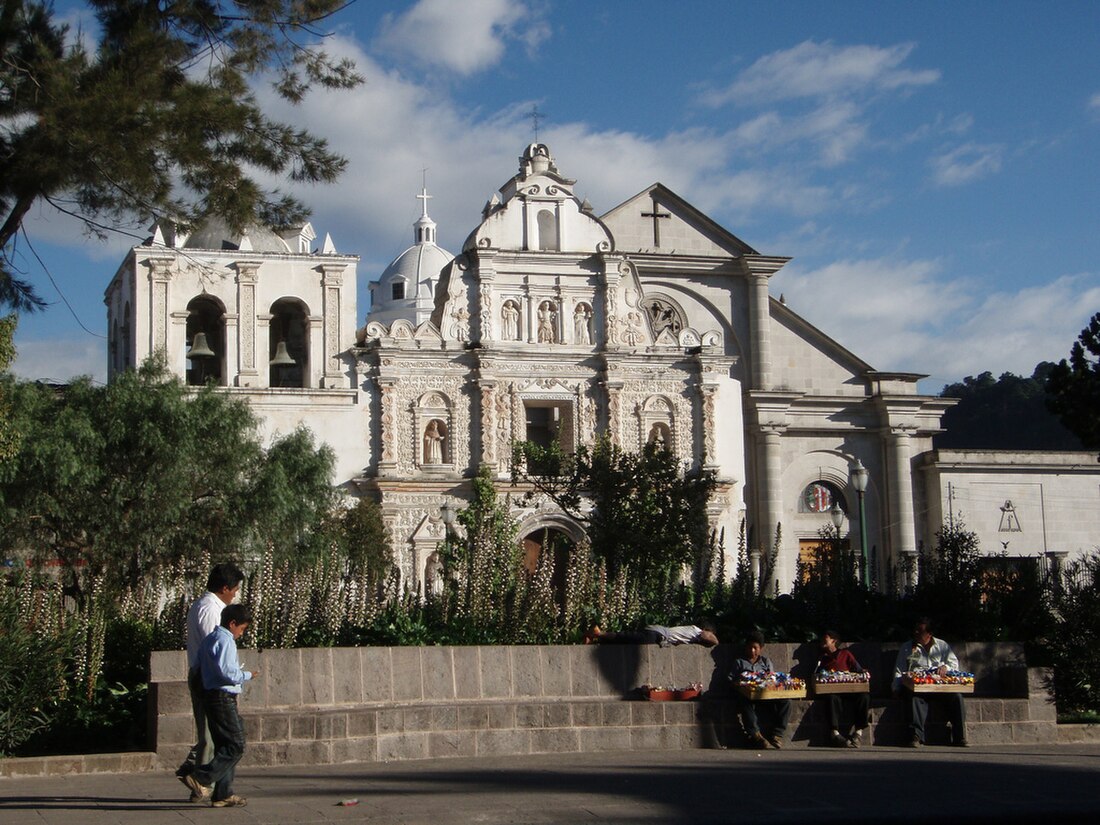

{"left": 185, "top": 294, "right": 226, "bottom": 386}
{"left": 269, "top": 297, "right": 310, "bottom": 388}
{"left": 416, "top": 391, "right": 453, "bottom": 469}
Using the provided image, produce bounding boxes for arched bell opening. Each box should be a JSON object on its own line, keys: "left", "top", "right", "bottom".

{"left": 185, "top": 295, "right": 225, "bottom": 386}
{"left": 269, "top": 298, "right": 309, "bottom": 388}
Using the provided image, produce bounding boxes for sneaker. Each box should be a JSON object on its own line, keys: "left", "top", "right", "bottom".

{"left": 182, "top": 774, "right": 212, "bottom": 801}
{"left": 847, "top": 732, "right": 862, "bottom": 748}
{"left": 212, "top": 795, "right": 248, "bottom": 808}
{"left": 749, "top": 731, "right": 770, "bottom": 749}
{"left": 953, "top": 738, "right": 970, "bottom": 748}
{"left": 767, "top": 735, "right": 784, "bottom": 750}
{"left": 829, "top": 730, "right": 847, "bottom": 748}
{"left": 907, "top": 736, "right": 923, "bottom": 748}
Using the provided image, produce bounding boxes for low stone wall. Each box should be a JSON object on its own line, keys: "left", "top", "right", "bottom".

{"left": 149, "top": 642, "right": 1056, "bottom": 767}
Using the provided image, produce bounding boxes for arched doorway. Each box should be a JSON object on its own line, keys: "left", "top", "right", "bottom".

{"left": 520, "top": 523, "right": 581, "bottom": 611}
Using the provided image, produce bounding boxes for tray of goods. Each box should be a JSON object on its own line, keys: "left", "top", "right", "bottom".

{"left": 674, "top": 683, "right": 703, "bottom": 701}
{"left": 901, "top": 669, "right": 975, "bottom": 693}
{"left": 813, "top": 670, "right": 871, "bottom": 694}
{"left": 641, "top": 685, "right": 673, "bottom": 701}
{"left": 737, "top": 672, "right": 806, "bottom": 700}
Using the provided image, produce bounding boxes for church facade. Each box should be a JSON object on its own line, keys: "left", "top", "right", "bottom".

{"left": 105, "top": 144, "right": 1096, "bottom": 593}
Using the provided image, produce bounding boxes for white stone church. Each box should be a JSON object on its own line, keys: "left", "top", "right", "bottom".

{"left": 104, "top": 144, "right": 1099, "bottom": 592}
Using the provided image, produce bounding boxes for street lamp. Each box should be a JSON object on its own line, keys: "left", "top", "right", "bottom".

{"left": 829, "top": 501, "right": 845, "bottom": 556}
{"left": 440, "top": 501, "right": 455, "bottom": 541}
{"left": 850, "top": 459, "right": 870, "bottom": 589}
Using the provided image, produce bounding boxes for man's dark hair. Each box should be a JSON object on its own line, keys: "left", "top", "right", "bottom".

{"left": 745, "top": 630, "right": 765, "bottom": 646}
{"left": 823, "top": 629, "right": 840, "bottom": 643}
{"left": 221, "top": 603, "right": 252, "bottom": 628}
{"left": 207, "top": 563, "right": 244, "bottom": 593}
{"left": 699, "top": 620, "right": 717, "bottom": 634}
{"left": 914, "top": 616, "right": 933, "bottom": 633}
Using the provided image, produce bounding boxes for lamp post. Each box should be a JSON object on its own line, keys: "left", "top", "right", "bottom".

{"left": 829, "top": 501, "right": 845, "bottom": 558}
{"left": 850, "top": 459, "right": 870, "bottom": 589}
{"left": 440, "top": 501, "right": 455, "bottom": 542}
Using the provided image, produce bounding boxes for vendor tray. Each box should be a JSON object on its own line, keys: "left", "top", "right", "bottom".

{"left": 737, "top": 684, "right": 806, "bottom": 700}
{"left": 901, "top": 676, "right": 974, "bottom": 694}
{"left": 813, "top": 680, "right": 870, "bottom": 695}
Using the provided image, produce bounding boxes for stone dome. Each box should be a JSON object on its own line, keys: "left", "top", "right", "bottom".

{"left": 183, "top": 217, "right": 293, "bottom": 253}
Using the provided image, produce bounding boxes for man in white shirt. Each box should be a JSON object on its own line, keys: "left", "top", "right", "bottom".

{"left": 893, "top": 617, "right": 967, "bottom": 748}
{"left": 176, "top": 563, "right": 244, "bottom": 796}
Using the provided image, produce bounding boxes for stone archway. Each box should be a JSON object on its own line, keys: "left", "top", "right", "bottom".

{"left": 521, "top": 526, "right": 575, "bottom": 611}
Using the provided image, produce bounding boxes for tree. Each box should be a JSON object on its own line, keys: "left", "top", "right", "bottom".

{"left": 0, "top": 314, "right": 18, "bottom": 463}
{"left": 937, "top": 365, "right": 1082, "bottom": 450}
{"left": 1046, "top": 313, "right": 1100, "bottom": 448}
{"left": 0, "top": 357, "right": 336, "bottom": 603}
{"left": 512, "top": 437, "right": 718, "bottom": 603}
{"left": 0, "top": 0, "right": 361, "bottom": 311}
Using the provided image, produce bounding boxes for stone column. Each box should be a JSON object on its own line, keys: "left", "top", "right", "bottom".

{"left": 234, "top": 262, "right": 260, "bottom": 387}
{"left": 147, "top": 257, "right": 174, "bottom": 360}
{"left": 758, "top": 424, "right": 786, "bottom": 591}
{"left": 888, "top": 426, "right": 918, "bottom": 571}
{"left": 319, "top": 263, "right": 346, "bottom": 388}
{"left": 478, "top": 379, "right": 498, "bottom": 468}
{"left": 377, "top": 377, "right": 399, "bottom": 478}
{"left": 747, "top": 272, "right": 771, "bottom": 391}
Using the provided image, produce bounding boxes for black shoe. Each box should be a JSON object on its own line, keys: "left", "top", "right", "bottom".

{"left": 953, "top": 738, "right": 970, "bottom": 748}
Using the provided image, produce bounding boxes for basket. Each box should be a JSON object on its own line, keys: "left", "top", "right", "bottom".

{"left": 738, "top": 684, "right": 806, "bottom": 701}
{"left": 813, "top": 680, "right": 870, "bottom": 695}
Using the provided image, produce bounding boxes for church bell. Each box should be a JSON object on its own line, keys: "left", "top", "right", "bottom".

{"left": 186, "top": 332, "right": 215, "bottom": 359}
{"left": 270, "top": 340, "right": 296, "bottom": 366}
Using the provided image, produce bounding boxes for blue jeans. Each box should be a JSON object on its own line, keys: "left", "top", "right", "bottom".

{"left": 192, "top": 689, "right": 245, "bottom": 802}
{"left": 905, "top": 691, "right": 966, "bottom": 743}
{"left": 734, "top": 693, "right": 791, "bottom": 739}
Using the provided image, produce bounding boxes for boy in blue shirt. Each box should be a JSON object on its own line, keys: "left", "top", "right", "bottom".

{"left": 183, "top": 603, "right": 259, "bottom": 808}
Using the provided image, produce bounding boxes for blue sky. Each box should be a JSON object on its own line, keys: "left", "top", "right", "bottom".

{"left": 10, "top": 0, "right": 1100, "bottom": 393}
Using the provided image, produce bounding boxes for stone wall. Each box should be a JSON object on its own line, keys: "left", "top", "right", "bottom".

{"left": 150, "top": 642, "right": 1056, "bottom": 767}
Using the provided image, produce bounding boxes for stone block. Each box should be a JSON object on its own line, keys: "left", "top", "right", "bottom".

{"left": 421, "top": 647, "right": 456, "bottom": 701}
{"left": 975, "top": 699, "right": 1003, "bottom": 723}
{"left": 333, "top": 736, "right": 378, "bottom": 764}
{"left": 301, "top": 648, "right": 334, "bottom": 706}
{"left": 244, "top": 742, "right": 286, "bottom": 767}
{"left": 264, "top": 649, "right": 303, "bottom": 708}
{"left": 239, "top": 674, "right": 266, "bottom": 710}
{"left": 362, "top": 647, "right": 393, "bottom": 703}
{"left": 545, "top": 703, "right": 572, "bottom": 728}
{"left": 332, "top": 648, "right": 363, "bottom": 705}
{"left": 155, "top": 681, "right": 192, "bottom": 716}
{"left": 530, "top": 727, "right": 579, "bottom": 754}
{"left": 645, "top": 647, "right": 675, "bottom": 689}
{"left": 260, "top": 714, "right": 290, "bottom": 742}
{"left": 480, "top": 646, "right": 512, "bottom": 698}
{"left": 378, "top": 732, "right": 429, "bottom": 761}
{"left": 391, "top": 647, "right": 424, "bottom": 701}
{"left": 571, "top": 702, "right": 603, "bottom": 727}
{"left": 671, "top": 646, "right": 710, "bottom": 687}
{"left": 1002, "top": 700, "right": 1029, "bottom": 723}
{"left": 429, "top": 730, "right": 477, "bottom": 759}
{"left": 601, "top": 702, "right": 631, "bottom": 727}
{"left": 569, "top": 647, "right": 600, "bottom": 697}
{"left": 512, "top": 646, "right": 543, "bottom": 697}
{"left": 452, "top": 646, "right": 482, "bottom": 699}
{"left": 318, "top": 712, "right": 347, "bottom": 740}
{"left": 631, "top": 701, "right": 665, "bottom": 726}
{"left": 156, "top": 714, "right": 195, "bottom": 747}
{"left": 515, "top": 703, "right": 545, "bottom": 728}
{"left": 630, "top": 724, "right": 681, "bottom": 750}
{"left": 1011, "top": 721, "right": 1057, "bottom": 744}
{"left": 291, "top": 714, "right": 316, "bottom": 740}
{"left": 578, "top": 726, "right": 632, "bottom": 752}
{"left": 1029, "top": 695, "right": 1057, "bottom": 722}
{"left": 431, "top": 705, "right": 458, "bottom": 731}
{"left": 663, "top": 701, "right": 699, "bottom": 724}
{"left": 376, "top": 707, "right": 403, "bottom": 734}
{"left": 476, "top": 728, "right": 530, "bottom": 757}
{"left": 150, "top": 650, "right": 188, "bottom": 683}
{"left": 347, "top": 710, "right": 378, "bottom": 737}
{"left": 488, "top": 704, "right": 515, "bottom": 729}
{"left": 403, "top": 706, "right": 433, "bottom": 732}
{"left": 457, "top": 705, "right": 489, "bottom": 730}
{"left": 540, "top": 646, "right": 572, "bottom": 697}
{"left": 287, "top": 740, "right": 332, "bottom": 766}
{"left": 242, "top": 714, "right": 262, "bottom": 742}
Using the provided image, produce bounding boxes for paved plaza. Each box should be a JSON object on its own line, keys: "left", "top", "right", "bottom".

{"left": 3, "top": 744, "right": 1100, "bottom": 824}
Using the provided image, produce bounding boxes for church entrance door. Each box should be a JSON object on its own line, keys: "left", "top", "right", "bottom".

{"left": 521, "top": 527, "right": 574, "bottom": 610}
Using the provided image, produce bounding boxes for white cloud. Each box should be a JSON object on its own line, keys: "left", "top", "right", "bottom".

{"left": 704, "top": 40, "right": 939, "bottom": 107}
{"left": 774, "top": 259, "right": 1100, "bottom": 392}
{"left": 929, "top": 143, "right": 1004, "bottom": 187}
{"left": 374, "top": 0, "right": 548, "bottom": 76}
{"left": 1089, "top": 92, "right": 1100, "bottom": 115}
{"left": 11, "top": 336, "right": 106, "bottom": 385}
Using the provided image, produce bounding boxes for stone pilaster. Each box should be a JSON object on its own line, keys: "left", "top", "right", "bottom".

{"left": 234, "top": 262, "right": 260, "bottom": 387}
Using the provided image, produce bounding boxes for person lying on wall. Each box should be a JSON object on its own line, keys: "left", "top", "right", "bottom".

{"left": 584, "top": 622, "right": 719, "bottom": 647}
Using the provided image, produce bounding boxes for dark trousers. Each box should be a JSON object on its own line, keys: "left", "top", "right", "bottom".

{"left": 734, "top": 693, "right": 791, "bottom": 738}
{"left": 177, "top": 666, "right": 213, "bottom": 774}
{"left": 822, "top": 692, "right": 871, "bottom": 732}
{"left": 905, "top": 691, "right": 966, "bottom": 743}
{"left": 192, "top": 689, "right": 246, "bottom": 802}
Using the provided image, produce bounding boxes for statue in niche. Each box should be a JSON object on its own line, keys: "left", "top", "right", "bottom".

{"left": 501, "top": 300, "right": 519, "bottom": 341}
{"left": 622, "top": 311, "right": 644, "bottom": 346}
{"left": 537, "top": 301, "right": 557, "bottom": 343}
{"left": 425, "top": 552, "right": 443, "bottom": 597}
{"left": 648, "top": 422, "right": 671, "bottom": 450}
{"left": 573, "top": 303, "right": 592, "bottom": 344}
{"left": 453, "top": 306, "right": 469, "bottom": 342}
{"left": 423, "top": 420, "right": 444, "bottom": 464}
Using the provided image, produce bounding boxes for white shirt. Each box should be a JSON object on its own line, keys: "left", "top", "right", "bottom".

{"left": 186, "top": 591, "right": 227, "bottom": 669}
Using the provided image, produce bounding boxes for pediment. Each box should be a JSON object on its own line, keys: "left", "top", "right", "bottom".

{"left": 600, "top": 184, "right": 757, "bottom": 257}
